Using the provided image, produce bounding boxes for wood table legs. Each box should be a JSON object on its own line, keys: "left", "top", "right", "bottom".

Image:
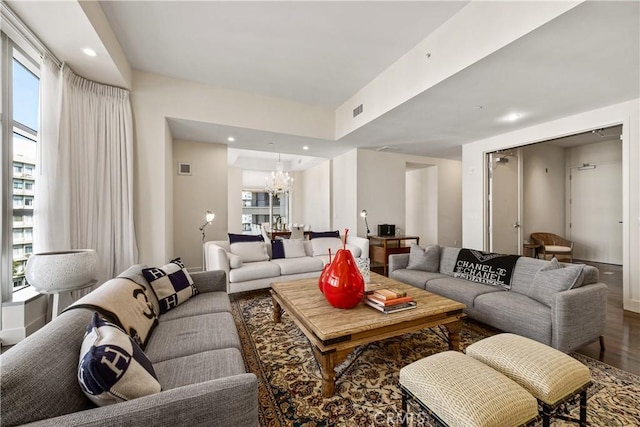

{"left": 445, "top": 320, "right": 462, "bottom": 351}
{"left": 312, "top": 347, "right": 337, "bottom": 398}
{"left": 272, "top": 294, "right": 282, "bottom": 323}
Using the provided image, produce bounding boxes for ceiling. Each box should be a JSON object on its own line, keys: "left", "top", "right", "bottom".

{"left": 7, "top": 1, "right": 640, "bottom": 165}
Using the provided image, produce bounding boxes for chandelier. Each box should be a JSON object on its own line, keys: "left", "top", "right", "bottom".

{"left": 265, "top": 154, "right": 293, "bottom": 197}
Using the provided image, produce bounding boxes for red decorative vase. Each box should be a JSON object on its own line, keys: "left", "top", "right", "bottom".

{"left": 320, "top": 248, "right": 365, "bottom": 309}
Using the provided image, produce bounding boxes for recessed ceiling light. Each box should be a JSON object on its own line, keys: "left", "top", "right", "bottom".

{"left": 82, "top": 48, "right": 98, "bottom": 57}
{"left": 506, "top": 113, "right": 522, "bottom": 121}
{"left": 303, "top": 146, "right": 309, "bottom": 150}
{"left": 227, "top": 136, "right": 235, "bottom": 142}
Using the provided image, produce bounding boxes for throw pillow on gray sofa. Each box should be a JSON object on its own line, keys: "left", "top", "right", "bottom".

{"left": 527, "top": 258, "right": 585, "bottom": 306}
{"left": 143, "top": 258, "right": 198, "bottom": 314}
{"left": 407, "top": 243, "right": 440, "bottom": 272}
{"left": 78, "top": 312, "right": 161, "bottom": 406}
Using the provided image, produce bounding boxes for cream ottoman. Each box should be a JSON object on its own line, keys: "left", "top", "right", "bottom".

{"left": 466, "top": 333, "right": 591, "bottom": 427}
{"left": 399, "top": 351, "right": 539, "bottom": 427}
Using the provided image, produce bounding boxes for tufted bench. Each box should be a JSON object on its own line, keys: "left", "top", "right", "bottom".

{"left": 399, "top": 351, "right": 539, "bottom": 427}
{"left": 466, "top": 333, "right": 591, "bottom": 427}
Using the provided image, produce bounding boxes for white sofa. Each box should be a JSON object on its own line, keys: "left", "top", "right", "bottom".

{"left": 205, "top": 235, "right": 369, "bottom": 294}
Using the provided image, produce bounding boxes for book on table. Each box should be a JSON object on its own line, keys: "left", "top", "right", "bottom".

{"left": 366, "top": 294, "right": 414, "bottom": 307}
{"left": 364, "top": 298, "right": 417, "bottom": 314}
{"left": 372, "top": 288, "right": 407, "bottom": 300}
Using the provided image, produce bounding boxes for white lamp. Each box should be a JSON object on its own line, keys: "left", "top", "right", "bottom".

{"left": 360, "top": 209, "right": 371, "bottom": 236}
{"left": 199, "top": 210, "right": 215, "bottom": 270}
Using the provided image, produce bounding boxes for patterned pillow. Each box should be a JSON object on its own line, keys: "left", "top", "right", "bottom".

{"left": 407, "top": 244, "right": 440, "bottom": 272}
{"left": 527, "top": 258, "right": 585, "bottom": 306}
{"left": 142, "top": 258, "right": 198, "bottom": 314}
{"left": 78, "top": 312, "right": 161, "bottom": 406}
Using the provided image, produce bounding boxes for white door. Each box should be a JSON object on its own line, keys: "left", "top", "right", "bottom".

{"left": 570, "top": 162, "right": 622, "bottom": 264}
{"left": 488, "top": 151, "right": 521, "bottom": 254}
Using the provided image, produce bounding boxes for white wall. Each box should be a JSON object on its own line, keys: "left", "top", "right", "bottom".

{"left": 522, "top": 143, "right": 566, "bottom": 240}
{"left": 357, "top": 149, "right": 462, "bottom": 245}
{"left": 406, "top": 167, "right": 438, "bottom": 244}
{"left": 437, "top": 160, "right": 462, "bottom": 247}
{"left": 357, "top": 150, "right": 407, "bottom": 237}
{"left": 462, "top": 99, "right": 640, "bottom": 313}
{"left": 301, "top": 161, "right": 331, "bottom": 232}
{"left": 228, "top": 166, "right": 243, "bottom": 234}
{"left": 332, "top": 150, "right": 358, "bottom": 234}
{"left": 131, "top": 70, "right": 334, "bottom": 266}
{"left": 172, "top": 140, "right": 227, "bottom": 270}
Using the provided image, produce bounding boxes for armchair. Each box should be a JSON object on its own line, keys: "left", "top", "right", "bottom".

{"left": 530, "top": 232, "right": 574, "bottom": 263}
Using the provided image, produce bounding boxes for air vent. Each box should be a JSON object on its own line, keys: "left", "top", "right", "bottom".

{"left": 353, "top": 104, "right": 363, "bottom": 118}
{"left": 177, "top": 162, "right": 192, "bottom": 175}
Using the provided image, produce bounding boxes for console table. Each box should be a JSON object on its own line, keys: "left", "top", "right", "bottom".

{"left": 368, "top": 235, "right": 420, "bottom": 276}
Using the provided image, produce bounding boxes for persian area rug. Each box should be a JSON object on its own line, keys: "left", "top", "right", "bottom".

{"left": 231, "top": 290, "right": 640, "bottom": 427}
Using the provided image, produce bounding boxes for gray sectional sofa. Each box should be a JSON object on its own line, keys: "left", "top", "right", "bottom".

{"left": 1, "top": 266, "right": 258, "bottom": 427}
{"left": 205, "top": 235, "right": 369, "bottom": 294}
{"left": 389, "top": 246, "right": 607, "bottom": 353}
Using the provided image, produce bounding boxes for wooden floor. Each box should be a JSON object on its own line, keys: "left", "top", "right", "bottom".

{"left": 574, "top": 261, "right": 640, "bottom": 376}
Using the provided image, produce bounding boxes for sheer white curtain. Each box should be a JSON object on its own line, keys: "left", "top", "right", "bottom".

{"left": 34, "top": 56, "right": 68, "bottom": 252}
{"left": 35, "top": 63, "right": 138, "bottom": 282}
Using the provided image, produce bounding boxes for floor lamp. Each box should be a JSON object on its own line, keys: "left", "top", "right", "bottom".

{"left": 200, "top": 210, "right": 215, "bottom": 271}
{"left": 360, "top": 209, "right": 371, "bottom": 236}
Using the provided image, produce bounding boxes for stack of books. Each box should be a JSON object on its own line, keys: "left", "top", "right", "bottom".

{"left": 365, "top": 288, "right": 417, "bottom": 314}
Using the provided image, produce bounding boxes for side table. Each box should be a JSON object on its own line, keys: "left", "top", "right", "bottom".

{"left": 368, "top": 235, "right": 419, "bottom": 276}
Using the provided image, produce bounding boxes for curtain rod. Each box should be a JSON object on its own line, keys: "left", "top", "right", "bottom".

{"left": 1, "top": 3, "right": 63, "bottom": 69}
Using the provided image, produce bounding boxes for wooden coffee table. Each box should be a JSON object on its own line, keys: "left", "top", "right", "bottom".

{"left": 270, "top": 272, "right": 466, "bottom": 397}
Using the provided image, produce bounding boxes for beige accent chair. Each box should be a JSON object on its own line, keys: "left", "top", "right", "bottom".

{"left": 530, "top": 232, "right": 574, "bottom": 263}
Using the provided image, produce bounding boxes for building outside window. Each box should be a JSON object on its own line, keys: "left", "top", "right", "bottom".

{"left": 2, "top": 35, "right": 40, "bottom": 292}
{"left": 241, "top": 189, "right": 289, "bottom": 232}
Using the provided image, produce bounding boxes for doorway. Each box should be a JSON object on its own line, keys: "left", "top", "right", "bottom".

{"left": 487, "top": 149, "right": 521, "bottom": 254}
{"left": 485, "top": 125, "right": 623, "bottom": 264}
{"left": 569, "top": 160, "right": 623, "bottom": 264}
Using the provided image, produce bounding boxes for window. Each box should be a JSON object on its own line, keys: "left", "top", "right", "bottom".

{"left": 1, "top": 30, "right": 41, "bottom": 294}
{"left": 240, "top": 189, "right": 290, "bottom": 232}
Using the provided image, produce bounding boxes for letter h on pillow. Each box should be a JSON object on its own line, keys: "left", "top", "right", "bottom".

{"left": 78, "top": 312, "right": 161, "bottom": 406}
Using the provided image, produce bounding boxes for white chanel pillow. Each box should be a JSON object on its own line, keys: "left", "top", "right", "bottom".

{"left": 78, "top": 312, "right": 161, "bottom": 406}
{"left": 230, "top": 242, "right": 269, "bottom": 263}
{"left": 310, "top": 237, "right": 344, "bottom": 257}
{"left": 227, "top": 252, "right": 243, "bottom": 269}
{"left": 283, "top": 239, "right": 307, "bottom": 258}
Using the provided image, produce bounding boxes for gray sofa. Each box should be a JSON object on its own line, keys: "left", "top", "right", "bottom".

{"left": 1, "top": 266, "right": 258, "bottom": 427}
{"left": 205, "top": 235, "right": 369, "bottom": 294}
{"left": 389, "top": 247, "right": 607, "bottom": 353}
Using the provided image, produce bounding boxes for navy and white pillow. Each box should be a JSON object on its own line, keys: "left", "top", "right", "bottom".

{"left": 271, "top": 239, "right": 285, "bottom": 259}
{"left": 228, "top": 233, "right": 264, "bottom": 244}
{"left": 142, "top": 258, "right": 198, "bottom": 314}
{"left": 78, "top": 312, "right": 161, "bottom": 406}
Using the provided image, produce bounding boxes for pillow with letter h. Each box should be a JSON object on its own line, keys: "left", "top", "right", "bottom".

{"left": 142, "top": 258, "right": 198, "bottom": 314}
{"left": 78, "top": 312, "right": 161, "bottom": 406}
